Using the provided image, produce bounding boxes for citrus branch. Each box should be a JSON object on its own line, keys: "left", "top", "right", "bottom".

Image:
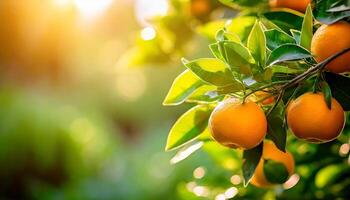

{"left": 266, "top": 47, "right": 350, "bottom": 115}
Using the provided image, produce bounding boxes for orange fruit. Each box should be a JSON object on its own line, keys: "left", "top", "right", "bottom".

{"left": 269, "top": 0, "right": 310, "bottom": 12}
{"left": 255, "top": 91, "right": 275, "bottom": 105}
{"left": 209, "top": 98, "right": 267, "bottom": 149}
{"left": 190, "top": 0, "right": 211, "bottom": 18}
{"left": 287, "top": 92, "right": 345, "bottom": 143}
{"left": 311, "top": 21, "right": 350, "bottom": 73}
{"left": 251, "top": 141, "right": 294, "bottom": 188}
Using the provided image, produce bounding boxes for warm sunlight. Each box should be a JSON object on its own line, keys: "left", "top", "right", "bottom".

{"left": 74, "top": 0, "right": 114, "bottom": 17}
{"left": 135, "top": 0, "right": 169, "bottom": 26}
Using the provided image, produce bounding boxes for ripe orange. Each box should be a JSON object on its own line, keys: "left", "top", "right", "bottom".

{"left": 311, "top": 21, "right": 350, "bottom": 73}
{"left": 209, "top": 98, "right": 267, "bottom": 149}
{"left": 251, "top": 141, "right": 294, "bottom": 187}
{"left": 269, "top": 0, "right": 310, "bottom": 12}
{"left": 287, "top": 92, "right": 345, "bottom": 143}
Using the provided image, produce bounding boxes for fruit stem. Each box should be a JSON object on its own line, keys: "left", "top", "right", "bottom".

{"left": 266, "top": 90, "right": 284, "bottom": 117}
{"left": 242, "top": 81, "right": 288, "bottom": 103}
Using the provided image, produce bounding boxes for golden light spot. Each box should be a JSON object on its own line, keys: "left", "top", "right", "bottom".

{"left": 339, "top": 143, "right": 350, "bottom": 156}
{"left": 230, "top": 175, "right": 241, "bottom": 185}
{"left": 193, "top": 166, "right": 206, "bottom": 179}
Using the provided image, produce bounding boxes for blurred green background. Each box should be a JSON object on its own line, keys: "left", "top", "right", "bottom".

{"left": 0, "top": 0, "right": 349, "bottom": 199}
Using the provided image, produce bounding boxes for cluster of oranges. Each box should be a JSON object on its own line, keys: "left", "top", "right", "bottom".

{"left": 209, "top": 0, "right": 350, "bottom": 188}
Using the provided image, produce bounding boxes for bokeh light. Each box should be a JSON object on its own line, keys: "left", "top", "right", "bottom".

{"left": 283, "top": 174, "right": 300, "bottom": 190}
{"left": 193, "top": 166, "right": 206, "bottom": 179}
{"left": 135, "top": 0, "right": 169, "bottom": 26}
{"left": 74, "top": 0, "right": 114, "bottom": 17}
{"left": 141, "top": 26, "right": 156, "bottom": 40}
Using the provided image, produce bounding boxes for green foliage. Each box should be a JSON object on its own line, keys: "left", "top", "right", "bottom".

{"left": 263, "top": 11, "right": 304, "bottom": 33}
{"left": 247, "top": 21, "right": 266, "bottom": 68}
{"left": 182, "top": 58, "right": 238, "bottom": 86}
{"left": 242, "top": 143, "right": 263, "bottom": 185}
{"left": 265, "top": 29, "right": 295, "bottom": 50}
{"left": 165, "top": 105, "right": 214, "bottom": 151}
{"left": 263, "top": 159, "right": 289, "bottom": 184}
{"left": 313, "top": 0, "right": 350, "bottom": 24}
{"left": 267, "top": 102, "right": 287, "bottom": 152}
{"left": 320, "top": 81, "right": 332, "bottom": 109}
{"left": 163, "top": 70, "right": 204, "bottom": 106}
{"left": 300, "top": 5, "right": 313, "bottom": 50}
{"left": 266, "top": 44, "right": 312, "bottom": 66}
{"left": 324, "top": 72, "right": 350, "bottom": 111}
{"left": 163, "top": 0, "right": 350, "bottom": 197}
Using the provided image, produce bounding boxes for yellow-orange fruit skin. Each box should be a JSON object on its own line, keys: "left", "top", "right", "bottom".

{"left": 251, "top": 142, "right": 294, "bottom": 188}
{"left": 209, "top": 98, "right": 267, "bottom": 150}
{"left": 311, "top": 21, "right": 350, "bottom": 73}
{"left": 269, "top": 0, "right": 310, "bottom": 12}
{"left": 287, "top": 92, "right": 345, "bottom": 143}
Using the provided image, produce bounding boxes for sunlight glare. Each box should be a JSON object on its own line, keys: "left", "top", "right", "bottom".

{"left": 141, "top": 27, "right": 156, "bottom": 40}
{"left": 135, "top": 0, "right": 169, "bottom": 26}
{"left": 74, "top": 0, "right": 113, "bottom": 17}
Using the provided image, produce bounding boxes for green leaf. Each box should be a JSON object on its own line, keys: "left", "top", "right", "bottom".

{"left": 269, "top": 65, "right": 303, "bottom": 74}
{"left": 267, "top": 44, "right": 312, "bottom": 66}
{"left": 313, "top": 0, "right": 350, "bottom": 24}
{"left": 209, "top": 43, "right": 225, "bottom": 61}
{"left": 321, "top": 81, "right": 332, "bottom": 109}
{"left": 243, "top": 142, "right": 263, "bottom": 186}
{"left": 324, "top": 72, "right": 350, "bottom": 111}
{"left": 290, "top": 29, "right": 301, "bottom": 44}
{"left": 163, "top": 70, "right": 203, "bottom": 106}
{"left": 247, "top": 21, "right": 266, "bottom": 68}
{"left": 265, "top": 29, "right": 295, "bottom": 50}
{"left": 216, "top": 29, "right": 241, "bottom": 43}
{"left": 182, "top": 58, "right": 236, "bottom": 86}
{"left": 223, "top": 41, "right": 256, "bottom": 74}
{"left": 267, "top": 102, "right": 287, "bottom": 152}
{"left": 300, "top": 5, "right": 313, "bottom": 50}
{"left": 263, "top": 11, "right": 304, "bottom": 34}
{"left": 263, "top": 159, "right": 289, "bottom": 184}
{"left": 165, "top": 105, "right": 213, "bottom": 151}
{"left": 186, "top": 85, "right": 221, "bottom": 103}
